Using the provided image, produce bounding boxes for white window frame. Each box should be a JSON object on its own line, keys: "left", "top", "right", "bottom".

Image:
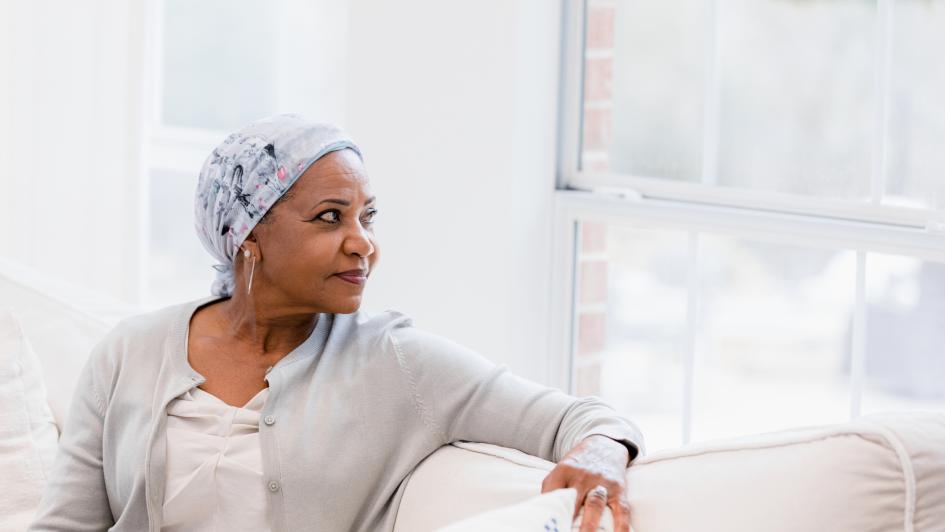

{"left": 551, "top": 0, "right": 945, "bottom": 444}
{"left": 137, "top": 0, "right": 237, "bottom": 310}
{"left": 148, "top": 0, "right": 235, "bottom": 175}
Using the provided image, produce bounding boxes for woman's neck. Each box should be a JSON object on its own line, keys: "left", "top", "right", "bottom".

{"left": 213, "top": 293, "right": 320, "bottom": 356}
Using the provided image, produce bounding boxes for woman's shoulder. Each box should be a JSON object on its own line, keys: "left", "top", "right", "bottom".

{"left": 337, "top": 306, "right": 414, "bottom": 337}
{"left": 88, "top": 296, "right": 210, "bottom": 366}
{"left": 338, "top": 307, "right": 464, "bottom": 348}
{"left": 110, "top": 297, "right": 206, "bottom": 341}
{"left": 351, "top": 310, "right": 487, "bottom": 364}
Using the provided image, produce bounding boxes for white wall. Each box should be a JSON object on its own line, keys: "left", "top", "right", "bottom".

{"left": 345, "top": 0, "right": 563, "bottom": 383}
{"left": 0, "top": 0, "right": 148, "bottom": 304}
{"left": 0, "top": 0, "right": 565, "bottom": 385}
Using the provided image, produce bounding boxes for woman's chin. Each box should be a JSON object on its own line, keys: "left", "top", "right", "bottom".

{"left": 329, "top": 296, "right": 363, "bottom": 315}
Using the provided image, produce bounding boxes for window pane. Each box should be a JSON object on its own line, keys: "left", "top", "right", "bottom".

{"left": 715, "top": 0, "right": 874, "bottom": 197}
{"left": 147, "top": 169, "right": 215, "bottom": 310}
{"left": 575, "top": 221, "right": 861, "bottom": 450}
{"left": 161, "top": 0, "right": 280, "bottom": 131}
{"left": 592, "top": 0, "right": 707, "bottom": 178}
{"left": 691, "top": 236, "right": 856, "bottom": 441}
{"left": 593, "top": 0, "right": 876, "bottom": 199}
{"left": 885, "top": 1, "right": 945, "bottom": 210}
{"left": 862, "top": 253, "right": 945, "bottom": 414}
{"left": 575, "top": 223, "right": 690, "bottom": 452}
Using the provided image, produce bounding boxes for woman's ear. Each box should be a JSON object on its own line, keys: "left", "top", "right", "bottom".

{"left": 241, "top": 232, "right": 262, "bottom": 262}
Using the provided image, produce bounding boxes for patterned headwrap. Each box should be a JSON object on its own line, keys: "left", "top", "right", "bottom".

{"left": 194, "top": 113, "right": 362, "bottom": 297}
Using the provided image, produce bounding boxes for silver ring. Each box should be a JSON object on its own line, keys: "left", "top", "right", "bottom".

{"left": 586, "top": 485, "right": 608, "bottom": 502}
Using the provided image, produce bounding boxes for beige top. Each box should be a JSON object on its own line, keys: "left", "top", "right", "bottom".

{"left": 161, "top": 386, "right": 271, "bottom": 532}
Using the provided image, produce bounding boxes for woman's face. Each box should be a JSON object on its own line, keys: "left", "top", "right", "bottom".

{"left": 246, "top": 148, "right": 379, "bottom": 314}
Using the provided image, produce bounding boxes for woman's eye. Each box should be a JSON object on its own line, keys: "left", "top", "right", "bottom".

{"left": 316, "top": 209, "right": 340, "bottom": 223}
{"left": 314, "top": 208, "right": 377, "bottom": 225}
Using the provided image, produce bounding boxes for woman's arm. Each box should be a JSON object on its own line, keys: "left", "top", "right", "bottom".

{"left": 390, "top": 326, "right": 644, "bottom": 532}
{"left": 28, "top": 345, "right": 115, "bottom": 531}
{"left": 389, "top": 326, "right": 645, "bottom": 463}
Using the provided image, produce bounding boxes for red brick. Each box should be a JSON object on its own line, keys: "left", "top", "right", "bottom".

{"left": 575, "top": 362, "right": 602, "bottom": 397}
{"left": 579, "top": 259, "right": 608, "bottom": 304}
{"left": 583, "top": 156, "right": 611, "bottom": 173}
{"left": 584, "top": 57, "right": 613, "bottom": 102}
{"left": 578, "top": 312, "right": 607, "bottom": 356}
{"left": 586, "top": 5, "right": 615, "bottom": 51}
{"left": 582, "top": 107, "right": 612, "bottom": 151}
{"left": 581, "top": 221, "right": 607, "bottom": 253}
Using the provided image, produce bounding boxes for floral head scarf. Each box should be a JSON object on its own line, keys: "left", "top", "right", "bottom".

{"left": 194, "top": 113, "right": 362, "bottom": 297}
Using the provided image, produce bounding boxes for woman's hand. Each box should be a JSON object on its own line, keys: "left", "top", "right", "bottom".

{"left": 540, "top": 435, "right": 634, "bottom": 532}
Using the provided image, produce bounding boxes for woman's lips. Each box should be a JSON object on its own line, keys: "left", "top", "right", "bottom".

{"left": 335, "top": 273, "right": 366, "bottom": 285}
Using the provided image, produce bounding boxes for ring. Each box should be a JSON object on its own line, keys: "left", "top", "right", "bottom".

{"left": 585, "top": 485, "right": 608, "bottom": 502}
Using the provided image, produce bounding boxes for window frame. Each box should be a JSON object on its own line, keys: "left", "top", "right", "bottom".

{"left": 559, "top": 0, "right": 945, "bottom": 229}
{"left": 552, "top": 0, "right": 945, "bottom": 443}
{"left": 149, "top": 0, "right": 234, "bottom": 172}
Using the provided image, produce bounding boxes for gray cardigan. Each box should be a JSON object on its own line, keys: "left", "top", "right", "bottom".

{"left": 28, "top": 295, "right": 645, "bottom": 532}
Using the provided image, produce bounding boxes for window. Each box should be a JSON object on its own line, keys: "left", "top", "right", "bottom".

{"left": 145, "top": 0, "right": 349, "bottom": 310}
{"left": 146, "top": 0, "right": 284, "bottom": 310}
{"left": 159, "top": 0, "right": 280, "bottom": 132}
{"left": 557, "top": 0, "right": 945, "bottom": 453}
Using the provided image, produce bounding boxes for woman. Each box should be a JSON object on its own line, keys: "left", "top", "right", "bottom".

{"left": 29, "top": 114, "right": 645, "bottom": 532}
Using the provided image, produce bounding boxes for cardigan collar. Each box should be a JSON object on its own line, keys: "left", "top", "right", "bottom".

{"left": 164, "top": 295, "right": 333, "bottom": 387}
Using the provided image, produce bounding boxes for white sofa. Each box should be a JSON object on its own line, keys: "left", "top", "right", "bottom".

{"left": 2, "top": 263, "right": 944, "bottom": 532}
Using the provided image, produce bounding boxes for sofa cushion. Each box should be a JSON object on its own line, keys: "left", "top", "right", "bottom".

{"left": 0, "top": 308, "right": 60, "bottom": 531}
{"left": 395, "top": 412, "right": 945, "bottom": 532}
{"left": 625, "top": 412, "right": 945, "bottom": 532}
{"left": 0, "top": 267, "right": 112, "bottom": 428}
{"left": 393, "top": 442, "right": 614, "bottom": 532}
{"left": 868, "top": 411, "right": 945, "bottom": 531}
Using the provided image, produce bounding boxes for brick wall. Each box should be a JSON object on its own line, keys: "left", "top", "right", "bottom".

{"left": 581, "top": 0, "right": 615, "bottom": 174}
{"left": 575, "top": 221, "right": 609, "bottom": 396}
{"left": 574, "top": 0, "right": 616, "bottom": 397}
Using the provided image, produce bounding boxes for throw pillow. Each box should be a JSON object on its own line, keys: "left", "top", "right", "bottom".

{"left": 0, "top": 308, "right": 59, "bottom": 532}
{"left": 434, "top": 487, "right": 578, "bottom": 532}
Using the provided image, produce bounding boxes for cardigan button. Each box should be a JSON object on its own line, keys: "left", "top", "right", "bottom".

{"left": 268, "top": 480, "right": 280, "bottom": 493}
{"left": 264, "top": 415, "right": 276, "bottom": 426}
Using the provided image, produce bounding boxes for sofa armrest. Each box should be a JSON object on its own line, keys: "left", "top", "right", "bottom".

{"left": 394, "top": 412, "right": 945, "bottom": 532}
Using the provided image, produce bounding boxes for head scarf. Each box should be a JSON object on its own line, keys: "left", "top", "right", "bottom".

{"left": 194, "top": 113, "right": 362, "bottom": 297}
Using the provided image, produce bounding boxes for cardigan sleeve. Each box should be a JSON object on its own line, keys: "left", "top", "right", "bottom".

{"left": 389, "top": 325, "right": 645, "bottom": 464}
{"left": 28, "top": 340, "right": 115, "bottom": 531}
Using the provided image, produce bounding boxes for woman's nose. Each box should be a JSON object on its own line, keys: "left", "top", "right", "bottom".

{"left": 344, "top": 224, "right": 375, "bottom": 258}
